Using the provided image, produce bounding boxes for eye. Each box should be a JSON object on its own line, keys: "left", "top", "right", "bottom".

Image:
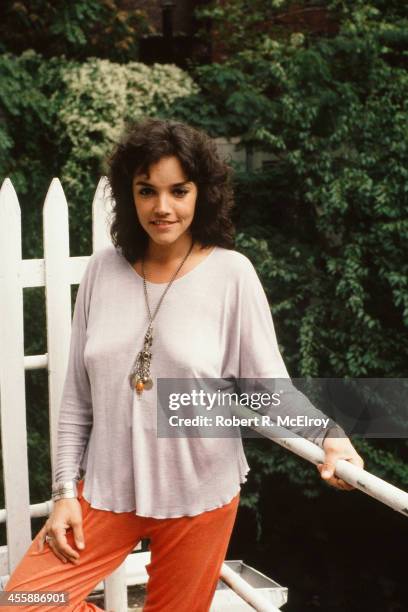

{"left": 138, "top": 187, "right": 154, "bottom": 197}
{"left": 173, "top": 188, "right": 189, "bottom": 197}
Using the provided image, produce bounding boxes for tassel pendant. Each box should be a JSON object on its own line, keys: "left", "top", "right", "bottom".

{"left": 129, "top": 325, "right": 154, "bottom": 395}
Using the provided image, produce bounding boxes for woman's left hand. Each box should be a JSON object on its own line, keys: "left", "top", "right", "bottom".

{"left": 317, "top": 435, "right": 365, "bottom": 491}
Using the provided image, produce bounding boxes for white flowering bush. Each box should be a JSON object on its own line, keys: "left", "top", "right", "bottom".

{"left": 56, "top": 58, "right": 200, "bottom": 194}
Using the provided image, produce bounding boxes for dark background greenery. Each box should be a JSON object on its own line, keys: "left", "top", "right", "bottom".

{"left": 0, "top": 1, "right": 407, "bottom": 610}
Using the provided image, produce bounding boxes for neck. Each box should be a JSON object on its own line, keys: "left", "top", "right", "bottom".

{"left": 144, "top": 234, "right": 195, "bottom": 265}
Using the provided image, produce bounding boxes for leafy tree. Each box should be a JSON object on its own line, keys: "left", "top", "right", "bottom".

{"left": 0, "top": 0, "right": 151, "bottom": 62}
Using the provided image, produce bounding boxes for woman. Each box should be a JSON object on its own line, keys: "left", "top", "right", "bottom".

{"left": 4, "top": 118, "right": 364, "bottom": 611}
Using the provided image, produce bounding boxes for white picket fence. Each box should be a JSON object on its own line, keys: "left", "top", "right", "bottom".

{"left": 1, "top": 175, "right": 407, "bottom": 612}
{"left": 0, "top": 176, "right": 137, "bottom": 607}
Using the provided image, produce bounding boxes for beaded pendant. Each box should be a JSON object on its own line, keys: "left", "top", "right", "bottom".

{"left": 129, "top": 325, "right": 154, "bottom": 395}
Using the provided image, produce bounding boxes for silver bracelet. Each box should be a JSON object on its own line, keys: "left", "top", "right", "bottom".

{"left": 51, "top": 480, "right": 78, "bottom": 502}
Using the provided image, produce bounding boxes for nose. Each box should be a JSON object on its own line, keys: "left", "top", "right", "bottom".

{"left": 153, "top": 193, "right": 172, "bottom": 216}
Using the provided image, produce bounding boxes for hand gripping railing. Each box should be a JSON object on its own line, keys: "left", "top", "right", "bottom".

{"left": 230, "top": 401, "right": 408, "bottom": 517}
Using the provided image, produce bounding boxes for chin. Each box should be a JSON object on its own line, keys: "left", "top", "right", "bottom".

{"left": 148, "top": 229, "right": 188, "bottom": 242}
{"left": 150, "top": 234, "right": 180, "bottom": 245}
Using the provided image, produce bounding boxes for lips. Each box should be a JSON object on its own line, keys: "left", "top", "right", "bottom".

{"left": 150, "top": 221, "right": 176, "bottom": 225}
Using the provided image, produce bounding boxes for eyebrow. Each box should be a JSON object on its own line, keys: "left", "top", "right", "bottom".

{"left": 134, "top": 180, "right": 191, "bottom": 187}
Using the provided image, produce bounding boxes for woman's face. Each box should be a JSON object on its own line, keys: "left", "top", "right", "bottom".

{"left": 132, "top": 155, "right": 198, "bottom": 248}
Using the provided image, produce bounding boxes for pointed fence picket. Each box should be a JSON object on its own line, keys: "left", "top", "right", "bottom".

{"left": 0, "top": 179, "right": 31, "bottom": 572}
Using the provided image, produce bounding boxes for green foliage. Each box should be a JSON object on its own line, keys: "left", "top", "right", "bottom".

{"left": 189, "top": 0, "right": 408, "bottom": 378}
{"left": 189, "top": 0, "right": 408, "bottom": 511}
{"left": 355, "top": 439, "right": 408, "bottom": 488}
{"left": 0, "top": 0, "right": 151, "bottom": 62}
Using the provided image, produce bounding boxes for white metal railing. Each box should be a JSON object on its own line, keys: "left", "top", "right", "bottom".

{"left": 231, "top": 402, "right": 408, "bottom": 517}
{"left": 219, "top": 563, "right": 279, "bottom": 611}
{"left": 1, "top": 176, "right": 407, "bottom": 612}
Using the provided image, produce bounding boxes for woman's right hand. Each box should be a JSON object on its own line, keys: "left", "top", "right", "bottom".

{"left": 36, "top": 498, "right": 85, "bottom": 564}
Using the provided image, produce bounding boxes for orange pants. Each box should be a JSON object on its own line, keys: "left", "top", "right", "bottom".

{"left": 3, "top": 479, "right": 240, "bottom": 612}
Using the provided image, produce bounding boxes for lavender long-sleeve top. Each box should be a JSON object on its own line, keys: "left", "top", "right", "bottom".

{"left": 54, "top": 244, "right": 341, "bottom": 518}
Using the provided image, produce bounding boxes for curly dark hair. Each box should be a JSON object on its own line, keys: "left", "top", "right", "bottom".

{"left": 105, "top": 117, "right": 236, "bottom": 263}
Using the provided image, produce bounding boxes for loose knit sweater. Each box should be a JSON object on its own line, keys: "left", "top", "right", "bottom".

{"left": 54, "top": 244, "right": 343, "bottom": 518}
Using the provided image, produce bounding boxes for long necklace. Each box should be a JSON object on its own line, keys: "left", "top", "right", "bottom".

{"left": 129, "top": 240, "right": 195, "bottom": 396}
